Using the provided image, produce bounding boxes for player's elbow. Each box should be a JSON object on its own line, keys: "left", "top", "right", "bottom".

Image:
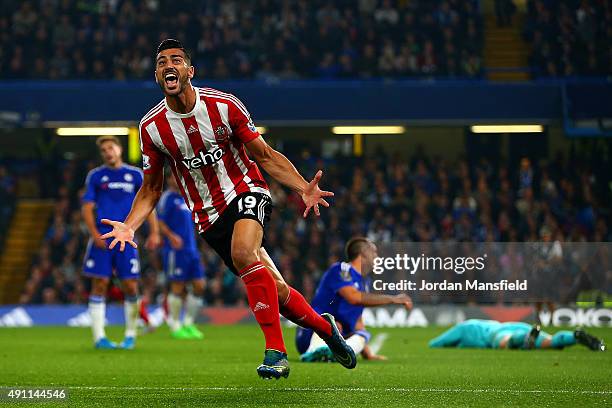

{"left": 140, "top": 185, "right": 162, "bottom": 204}
{"left": 254, "top": 144, "right": 276, "bottom": 166}
{"left": 149, "top": 188, "right": 163, "bottom": 203}
{"left": 344, "top": 295, "right": 361, "bottom": 306}
{"left": 81, "top": 202, "right": 94, "bottom": 215}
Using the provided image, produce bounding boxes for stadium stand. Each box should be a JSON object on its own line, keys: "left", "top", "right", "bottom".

{"left": 524, "top": 0, "right": 612, "bottom": 78}
{"left": 1, "top": 0, "right": 485, "bottom": 80}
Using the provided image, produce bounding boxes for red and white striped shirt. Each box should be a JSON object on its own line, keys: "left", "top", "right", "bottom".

{"left": 139, "top": 87, "right": 270, "bottom": 233}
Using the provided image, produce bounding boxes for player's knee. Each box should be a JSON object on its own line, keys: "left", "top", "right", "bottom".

{"left": 91, "top": 278, "right": 109, "bottom": 295}
{"left": 122, "top": 279, "right": 139, "bottom": 297}
{"left": 124, "top": 287, "right": 138, "bottom": 297}
{"left": 170, "top": 281, "right": 185, "bottom": 296}
{"left": 192, "top": 279, "right": 205, "bottom": 295}
{"left": 275, "top": 279, "right": 289, "bottom": 301}
{"left": 231, "top": 245, "right": 259, "bottom": 271}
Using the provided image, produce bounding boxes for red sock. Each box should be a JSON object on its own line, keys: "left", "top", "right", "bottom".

{"left": 240, "top": 262, "right": 286, "bottom": 353}
{"left": 139, "top": 298, "right": 150, "bottom": 325}
{"left": 280, "top": 286, "right": 332, "bottom": 338}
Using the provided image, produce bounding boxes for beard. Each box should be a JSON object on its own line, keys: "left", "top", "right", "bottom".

{"left": 159, "top": 71, "right": 188, "bottom": 95}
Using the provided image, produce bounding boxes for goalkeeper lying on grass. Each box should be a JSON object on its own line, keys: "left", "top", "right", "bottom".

{"left": 429, "top": 319, "right": 606, "bottom": 351}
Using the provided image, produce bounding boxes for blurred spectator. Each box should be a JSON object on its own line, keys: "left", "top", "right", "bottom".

{"left": 524, "top": 0, "right": 611, "bottom": 78}
{"left": 1, "top": 0, "right": 484, "bottom": 80}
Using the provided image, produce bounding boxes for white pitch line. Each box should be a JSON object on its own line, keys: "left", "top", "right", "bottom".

{"left": 25, "top": 386, "right": 611, "bottom": 395}
{"left": 368, "top": 332, "right": 389, "bottom": 355}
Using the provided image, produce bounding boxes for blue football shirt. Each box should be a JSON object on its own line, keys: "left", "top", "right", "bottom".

{"left": 82, "top": 165, "right": 143, "bottom": 234}
{"left": 311, "top": 262, "right": 367, "bottom": 333}
{"left": 156, "top": 190, "right": 197, "bottom": 253}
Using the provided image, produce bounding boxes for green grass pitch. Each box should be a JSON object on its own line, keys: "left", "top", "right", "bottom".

{"left": 0, "top": 325, "right": 610, "bottom": 407}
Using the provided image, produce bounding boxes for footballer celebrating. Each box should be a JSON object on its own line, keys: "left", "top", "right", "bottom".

{"left": 100, "top": 39, "right": 356, "bottom": 379}
{"left": 82, "top": 135, "right": 160, "bottom": 350}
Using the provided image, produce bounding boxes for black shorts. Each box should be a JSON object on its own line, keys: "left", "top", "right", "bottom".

{"left": 200, "top": 192, "right": 272, "bottom": 275}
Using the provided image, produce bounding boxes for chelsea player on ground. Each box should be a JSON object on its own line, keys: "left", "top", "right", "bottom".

{"left": 297, "top": 238, "right": 413, "bottom": 362}
{"left": 429, "top": 319, "right": 606, "bottom": 351}
{"left": 157, "top": 174, "right": 206, "bottom": 340}
{"left": 82, "top": 135, "right": 161, "bottom": 350}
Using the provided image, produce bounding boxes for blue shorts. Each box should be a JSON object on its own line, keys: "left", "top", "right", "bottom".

{"left": 162, "top": 248, "right": 205, "bottom": 282}
{"left": 82, "top": 238, "right": 140, "bottom": 280}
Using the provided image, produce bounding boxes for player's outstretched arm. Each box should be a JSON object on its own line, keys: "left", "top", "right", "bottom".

{"left": 338, "top": 286, "right": 413, "bottom": 309}
{"left": 100, "top": 171, "right": 164, "bottom": 251}
{"left": 246, "top": 136, "right": 334, "bottom": 217}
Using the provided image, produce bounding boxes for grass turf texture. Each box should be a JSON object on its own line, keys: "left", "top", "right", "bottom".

{"left": 0, "top": 326, "right": 610, "bottom": 407}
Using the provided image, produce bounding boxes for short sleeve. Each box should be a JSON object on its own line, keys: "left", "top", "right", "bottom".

{"left": 140, "top": 122, "right": 165, "bottom": 174}
{"left": 134, "top": 169, "right": 144, "bottom": 190}
{"left": 82, "top": 170, "right": 97, "bottom": 203}
{"left": 228, "top": 97, "right": 260, "bottom": 144}
{"left": 327, "top": 265, "right": 356, "bottom": 293}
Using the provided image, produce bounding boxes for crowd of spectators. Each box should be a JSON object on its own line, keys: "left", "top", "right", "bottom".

{"left": 524, "top": 0, "right": 612, "bottom": 78}
{"left": 2, "top": 0, "right": 484, "bottom": 80}
{"left": 18, "top": 145, "right": 611, "bottom": 306}
{"left": 4, "top": 0, "right": 612, "bottom": 81}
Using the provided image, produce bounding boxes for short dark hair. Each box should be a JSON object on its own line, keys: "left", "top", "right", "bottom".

{"left": 156, "top": 39, "right": 191, "bottom": 63}
{"left": 345, "top": 237, "right": 371, "bottom": 262}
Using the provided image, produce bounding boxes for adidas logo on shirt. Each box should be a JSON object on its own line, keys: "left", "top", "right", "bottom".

{"left": 244, "top": 208, "right": 255, "bottom": 216}
{"left": 253, "top": 302, "right": 270, "bottom": 312}
{"left": 187, "top": 124, "right": 198, "bottom": 134}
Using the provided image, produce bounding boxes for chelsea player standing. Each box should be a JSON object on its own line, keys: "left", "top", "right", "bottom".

{"left": 82, "top": 136, "right": 161, "bottom": 349}
{"left": 157, "top": 174, "right": 206, "bottom": 339}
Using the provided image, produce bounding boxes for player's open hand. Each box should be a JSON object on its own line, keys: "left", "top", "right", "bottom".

{"left": 92, "top": 234, "right": 108, "bottom": 250}
{"left": 361, "top": 345, "right": 388, "bottom": 361}
{"left": 145, "top": 232, "right": 162, "bottom": 251}
{"left": 301, "top": 170, "right": 334, "bottom": 218}
{"left": 100, "top": 219, "right": 137, "bottom": 252}
{"left": 392, "top": 294, "right": 413, "bottom": 310}
{"left": 366, "top": 353, "right": 388, "bottom": 361}
{"left": 168, "top": 232, "right": 184, "bottom": 250}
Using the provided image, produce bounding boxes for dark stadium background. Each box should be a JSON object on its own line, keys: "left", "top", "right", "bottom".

{"left": 0, "top": 0, "right": 610, "bottom": 323}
